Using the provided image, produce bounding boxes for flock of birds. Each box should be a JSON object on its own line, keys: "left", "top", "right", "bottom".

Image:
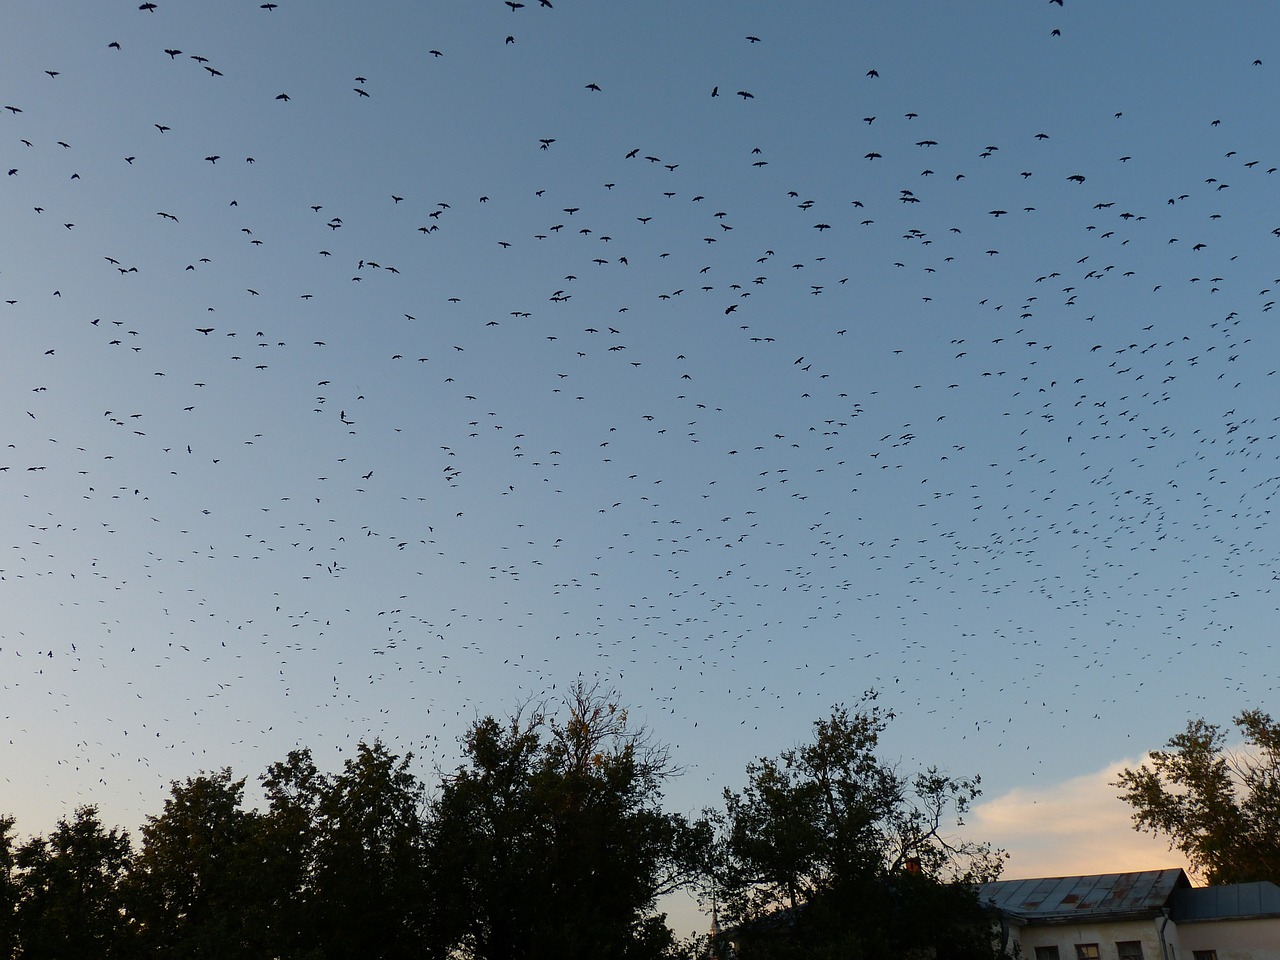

{"left": 1, "top": 0, "right": 1279, "bottom": 838}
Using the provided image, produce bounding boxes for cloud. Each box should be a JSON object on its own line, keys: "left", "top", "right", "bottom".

{"left": 970, "top": 759, "right": 1193, "bottom": 880}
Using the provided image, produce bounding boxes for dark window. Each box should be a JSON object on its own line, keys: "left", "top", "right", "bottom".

{"left": 1075, "top": 947, "right": 1100, "bottom": 960}
{"left": 1035, "top": 948, "right": 1061, "bottom": 960}
{"left": 1117, "top": 943, "right": 1143, "bottom": 960}
{"left": 1192, "top": 952, "right": 1217, "bottom": 960}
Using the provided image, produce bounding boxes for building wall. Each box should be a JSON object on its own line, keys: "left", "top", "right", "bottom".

{"left": 1011, "top": 917, "right": 1170, "bottom": 960}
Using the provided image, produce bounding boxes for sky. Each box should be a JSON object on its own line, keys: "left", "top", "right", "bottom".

{"left": 1, "top": 0, "right": 1272, "bottom": 933}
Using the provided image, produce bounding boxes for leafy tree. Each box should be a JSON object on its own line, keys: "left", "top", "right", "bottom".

{"left": 125, "top": 768, "right": 265, "bottom": 959}
{"left": 430, "top": 681, "right": 711, "bottom": 960}
{"left": 0, "top": 815, "right": 18, "bottom": 959}
{"left": 1115, "top": 709, "right": 1280, "bottom": 884}
{"left": 308, "top": 740, "right": 437, "bottom": 960}
{"left": 13, "top": 805, "right": 134, "bottom": 959}
{"left": 712, "top": 693, "right": 1005, "bottom": 959}
{"left": 251, "top": 742, "right": 440, "bottom": 960}
{"left": 428, "top": 706, "right": 546, "bottom": 957}
{"left": 534, "top": 686, "right": 710, "bottom": 958}
{"left": 256, "top": 747, "right": 327, "bottom": 959}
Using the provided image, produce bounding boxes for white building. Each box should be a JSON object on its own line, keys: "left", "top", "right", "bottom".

{"left": 979, "top": 869, "right": 1280, "bottom": 960}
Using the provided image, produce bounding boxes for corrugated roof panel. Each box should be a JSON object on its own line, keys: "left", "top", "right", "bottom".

{"left": 979, "top": 870, "right": 1191, "bottom": 921}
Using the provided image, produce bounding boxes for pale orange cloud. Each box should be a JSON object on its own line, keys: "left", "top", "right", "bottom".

{"left": 970, "top": 759, "right": 1194, "bottom": 881}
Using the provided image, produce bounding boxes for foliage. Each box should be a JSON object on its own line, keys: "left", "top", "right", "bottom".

{"left": 124, "top": 768, "right": 265, "bottom": 959}
{"left": 0, "top": 816, "right": 18, "bottom": 959}
{"left": 310, "top": 741, "right": 436, "bottom": 959}
{"left": 0, "top": 689, "right": 1008, "bottom": 959}
{"left": 430, "top": 680, "right": 712, "bottom": 960}
{"left": 12, "top": 805, "right": 133, "bottom": 959}
{"left": 712, "top": 692, "right": 1005, "bottom": 959}
{"left": 256, "top": 742, "right": 441, "bottom": 960}
{"left": 1115, "top": 709, "right": 1280, "bottom": 884}
{"left": 256, "top": 747, "right": 326, "bottom": 959}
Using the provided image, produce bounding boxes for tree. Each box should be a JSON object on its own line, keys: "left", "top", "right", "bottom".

{"left": 429, "top": 681, "right": 711, "bottom": 960}
{"left": 13, "top": 805, "right": 134, "bottom": 959}
{"left": 1115, "top": 709, "right": 1280, "bottom": 884}
{"left": 712, "top": 693, "right": 1005, "bottom": 959}
{"left": 0, "top": 815, "right": 18, "bottom": 959}
{"left": 125, "top": 768, "right": 265, "bottom": 959}
{"left": 256, "top": 747, "right": 327, "bottom": 960}
{"left": 428, "top": 705, "right": 547, "bottom": 957}
{"left": 533, "top": 685, "right": 710, "bottom": 958}
{"left": 308, "top": 741, "right": 437, "bottom": 960}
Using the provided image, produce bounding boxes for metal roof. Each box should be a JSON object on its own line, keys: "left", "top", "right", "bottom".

{"left": 1171, "top": 881, "right": 1280, "bottom": 922}
{"left": 978, "top": 870, "right": 1192, "bottom": 923}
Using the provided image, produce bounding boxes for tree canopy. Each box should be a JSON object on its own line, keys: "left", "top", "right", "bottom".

{"left": 1115, "top": 709, "right": 1280, "bottom": 885}
{"left": 0, "top": 686, "right": 1005, "bottom": 959}
{"left": 711, "top": 693, "right": 1006, "bottom": 959}
{"left": 125, "top": 768, "right": 265, "bottom": 959}
{"left": 431, "top": 680, "right": 711, "bottom": 960}
{"left": 12, "top": 805, "right": 133, "bottom": 959}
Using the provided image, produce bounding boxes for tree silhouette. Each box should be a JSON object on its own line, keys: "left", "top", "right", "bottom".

{"left": 125, "top": 769, "right": 264, "bottom": 959}
{"left": 712, "top": 693, "right": 1005, "bottom": 958}
{"left": 430, "top": 681, "right": 711, "bottom": 960}
{"left": 13, "top": 806, "right": 133, "bottom": 959}
{"left": 1116, "top": 709, "right": 1280, "bottom": 885}
{"left": 0, "top": 816, "right": 19, "bottom": 959}
{"left": 310, "top": 741, "right": 437, "bottom": 959}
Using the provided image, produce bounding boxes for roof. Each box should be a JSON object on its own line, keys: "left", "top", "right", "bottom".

{"left": 1171, "top": 881, "right": 1280, "bottom": 922}
{"left": 978, "top": 870, "right": 1192, "bottom": 924}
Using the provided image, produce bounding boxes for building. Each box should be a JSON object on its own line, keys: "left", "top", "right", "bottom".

{"left": 979, "top": 869, "right": 1280, "bottom": 960}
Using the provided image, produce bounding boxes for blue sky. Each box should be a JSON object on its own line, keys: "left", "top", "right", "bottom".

{"left": 1, "top": 0, "right": 1275, "bottom": 930}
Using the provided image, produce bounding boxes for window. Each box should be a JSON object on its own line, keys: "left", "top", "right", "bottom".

{"left": 1192, "top": 953, "right": 1217, "bottom": 960}
{"left": 1117, "top": 943, "right": 1143, "bottom": 960}
{"left": 1075, "top": 947, "right": 1100, "bottom": 960}
{"left": 1035, "top": 948, "right": 1061, "bottom": 960}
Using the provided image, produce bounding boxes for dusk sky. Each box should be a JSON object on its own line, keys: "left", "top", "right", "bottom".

{"left": 2, "top": 0, "right": 1272, "bottom": 931}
